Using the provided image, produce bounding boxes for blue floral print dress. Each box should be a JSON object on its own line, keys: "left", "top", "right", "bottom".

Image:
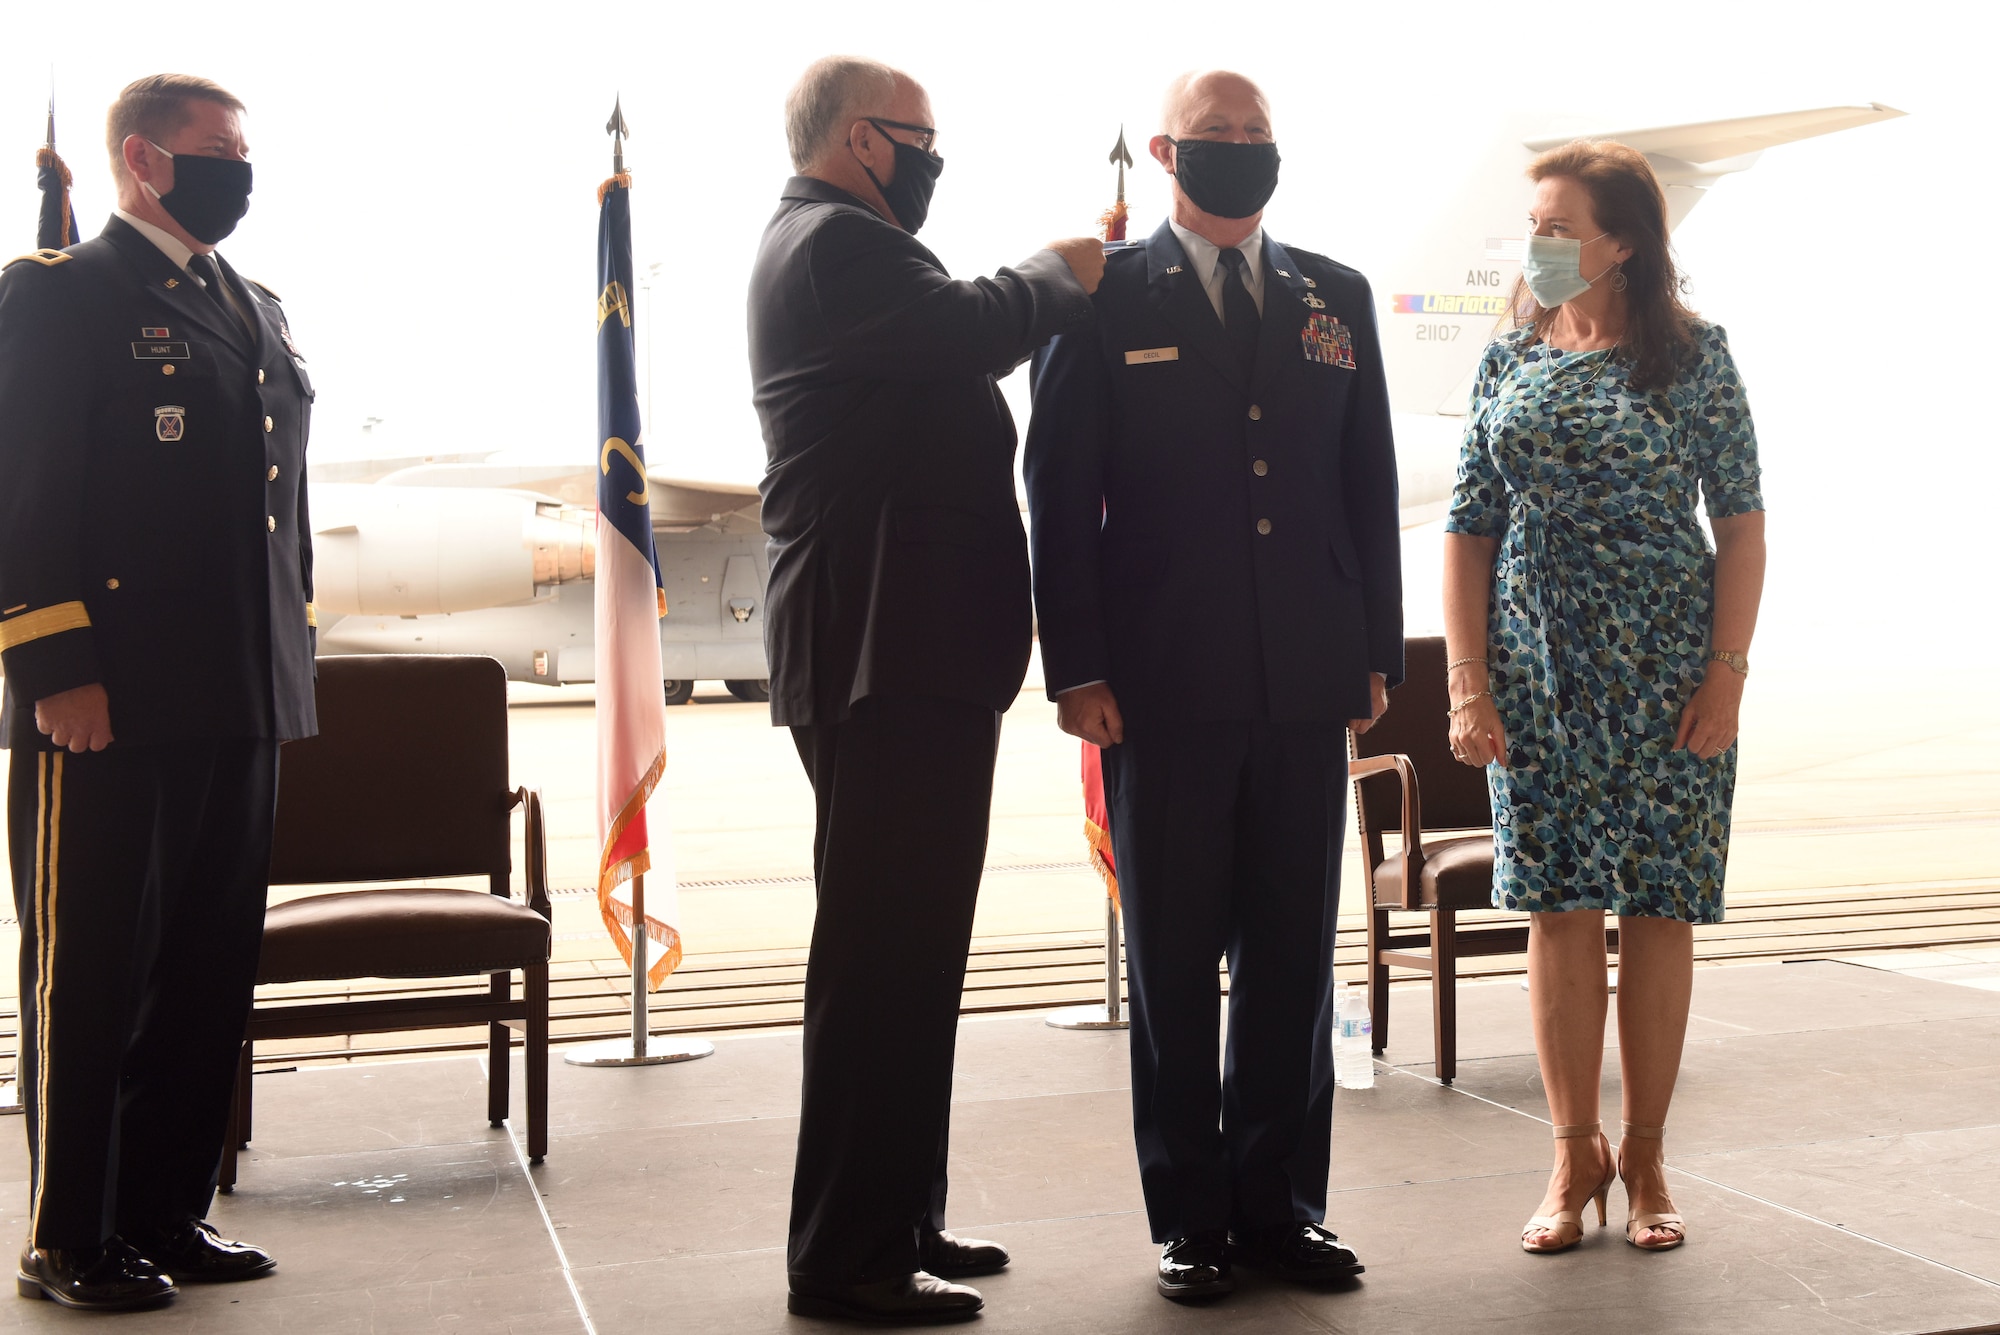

{"left": 1444, "top": 321, "right": 1763, "bottom": 923}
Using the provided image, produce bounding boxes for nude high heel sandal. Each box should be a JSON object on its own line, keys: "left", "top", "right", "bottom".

{"left": 1521, "top": 1121, "right": 1616, "bottom": 1254}
{"left": 1619, "top": 1122, "right": 1687, "bottom": 1251}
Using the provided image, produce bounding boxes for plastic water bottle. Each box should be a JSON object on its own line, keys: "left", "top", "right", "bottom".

{"left": 1336, "top": 985, "right": 1374, "bottom": 1089}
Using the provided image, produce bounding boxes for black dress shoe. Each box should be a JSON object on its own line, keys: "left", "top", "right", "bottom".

{"left": 1157, "top": 1232, "right": 1233, "bottom": 1302}
{"left": 1228, "top": 1222, "right": 1365, "bottom": 1282}
{"left": 17, "top": 1239, "right": 177, "bottom": 1310}
{"left": 124, "top": 1219, "right": 276, "bottom": 1283}
{"left": 918, "top": 1229, "right": 1009, "bottom": 1278}
{"left": 787, "top": 1271, "right": 983, "bottom": 1324}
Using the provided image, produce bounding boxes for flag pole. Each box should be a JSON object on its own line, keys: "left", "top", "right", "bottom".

{"left": 1047, "top": 132, "right": 1135, "bottom": 1033}
{"left": 630, "top": 872, "right": 649, "bottom": 1059}
{"left": 1045, "top": 895, "right": 1126, "bottom": 1030}
{"left": 564, "top": 97, "right": 710, "bottom": 1070}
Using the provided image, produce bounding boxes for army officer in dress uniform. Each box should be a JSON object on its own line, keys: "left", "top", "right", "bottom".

{"left": 0, "top": 74, "right": 315, "bottom": 1312}
{"left": 1025, "top": 70, "right": 1403, "bottom": 1303}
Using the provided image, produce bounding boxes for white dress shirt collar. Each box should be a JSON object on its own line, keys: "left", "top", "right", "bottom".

{"left": 1168, "top": 218, "right": 1266, "bottom": 320}
{"left": 113, "top": 208, "right": 197, "bottom": 273}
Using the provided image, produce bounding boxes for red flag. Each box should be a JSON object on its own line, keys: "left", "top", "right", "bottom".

{"left": 1082, "top": 742, "right": 1118, "bottom": 910}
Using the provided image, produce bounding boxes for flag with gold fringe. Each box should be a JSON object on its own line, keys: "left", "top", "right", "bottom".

{"left": 1082, "top": 742, "right": 1118, "bottom": 910}
{"left": 36, "top": 96, "right": 73, "bottom": 252}
{"left": 593, "top": 106, "right": 682, "bottom": 991}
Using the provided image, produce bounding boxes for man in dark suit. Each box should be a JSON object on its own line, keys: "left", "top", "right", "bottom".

{"left": 747, "top": 55, "right": 1103, "bottom": 1324}
{"left": 1025, "top": 69, "right": 1403, "bottom": 1303}
{"left": 0, "top": 74, "right": 315, "bottom": 1311}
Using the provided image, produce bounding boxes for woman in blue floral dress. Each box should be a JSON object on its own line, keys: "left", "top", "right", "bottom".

{"left": 1443, "top": 141, "right": 1765, "bottom": 1258}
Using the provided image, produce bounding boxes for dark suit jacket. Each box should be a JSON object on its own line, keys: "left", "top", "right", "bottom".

{"left": 1025, "top": 220, "right": 1402, "bottom": 725}
{"left": 0, "top": 217, "right": 317, "bottom": 749}
{"left": 748, "top": 177, "right": 1092, "bottom": 727}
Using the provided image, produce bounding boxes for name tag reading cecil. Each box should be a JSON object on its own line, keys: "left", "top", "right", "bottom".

{"left": 1124, "top": 346, "right": 1179, "bottom": 365}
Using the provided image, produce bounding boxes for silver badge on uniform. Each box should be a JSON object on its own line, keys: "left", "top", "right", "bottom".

{"left": 154, "top": 406, "right": 186, "bottom": 442}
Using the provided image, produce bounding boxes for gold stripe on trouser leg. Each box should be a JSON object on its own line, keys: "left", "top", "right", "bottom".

{"left": 28, "top": 753, "right": 62, "bottom": 1242}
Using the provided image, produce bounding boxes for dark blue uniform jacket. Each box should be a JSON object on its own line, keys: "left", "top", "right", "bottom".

{"left": 1025, "top": 220, "right": 1403, "bottom": 724}
{"left": 0, "top": 217, "right": 317, "bottom": 749}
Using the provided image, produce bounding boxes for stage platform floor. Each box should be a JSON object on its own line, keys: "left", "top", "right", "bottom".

{"left": 4, "top": 958, "right": 1998, "bottom": 1334}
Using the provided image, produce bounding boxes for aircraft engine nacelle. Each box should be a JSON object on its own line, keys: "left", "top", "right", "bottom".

{"left": 312, "top": 483, "right": 595, "bottom": 617}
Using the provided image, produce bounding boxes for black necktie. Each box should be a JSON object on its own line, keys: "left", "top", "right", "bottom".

{"left": 1218, "top": 247, "right": 1260, "bottom": 377}
{"left": 190, "top": 253, "right": 245, "bottom": 337}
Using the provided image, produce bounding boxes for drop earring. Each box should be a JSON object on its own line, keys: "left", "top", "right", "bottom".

{"left": 1609, "top": 267, "right": 1629, "bottom": 293}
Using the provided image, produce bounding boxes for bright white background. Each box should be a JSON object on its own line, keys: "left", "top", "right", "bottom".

{"left": 1, "top": 0, "right": 1990, "bottom": 666}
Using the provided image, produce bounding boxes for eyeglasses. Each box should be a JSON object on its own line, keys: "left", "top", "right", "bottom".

{"left": 868, "top": 117, "right": 939, "bottom": 155}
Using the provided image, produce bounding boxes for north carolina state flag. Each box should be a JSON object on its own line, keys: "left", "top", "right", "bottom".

{"left": 593, "top": 169, "right": 681, "bottom": 989}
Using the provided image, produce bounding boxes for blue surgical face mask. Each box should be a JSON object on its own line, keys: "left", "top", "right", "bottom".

{"left": 1521, "top": 232, "right": 1611, "bottom": 308}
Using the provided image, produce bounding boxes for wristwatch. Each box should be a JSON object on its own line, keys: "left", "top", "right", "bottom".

{"left": 1710, "top": 650, "right": 1749, "bottom": 676}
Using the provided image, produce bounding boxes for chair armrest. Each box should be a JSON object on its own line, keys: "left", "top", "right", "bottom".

{"left": 1349, "top": 753, "right": 1428, "bottom": 907}
{"left": 515, "top": 786, "right": 552, "bottom": 920}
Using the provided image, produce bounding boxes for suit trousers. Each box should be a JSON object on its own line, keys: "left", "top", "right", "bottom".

{"left": 1102, "top": 719, "right": 1346, "bottom": 1242}
{"left": 786, "top": 695, "right": 1001, "bottom": 1282}
{"left": 8, "top": 738, "right": 280, "bottom": 1249}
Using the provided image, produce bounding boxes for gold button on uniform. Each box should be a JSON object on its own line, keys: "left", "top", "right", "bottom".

{"left": 267, "top": 465, "right": 279, "bottom": 481}
{"left": 1256, "top": 518, "right": 1272, "bottom": 535}
{"left": 263, "top": 415, "right": 274, "bottom": 432}
{"left": 161, "top": 364, "right": 175, "bottom": 376}
{"left": 266, "top": 516, "right": 277, "bottom": 532}
{"left": 257, "top": 369, "right": 266, "bottom": 385}
{"left": 105, "top": 578, "right": 120, "bottom": 590}
{"left": 1252, "top": 459, "right": 1269, "bottom": 476}
{"left": 1247, "top": 405, "right": 1262, "bottom": 421}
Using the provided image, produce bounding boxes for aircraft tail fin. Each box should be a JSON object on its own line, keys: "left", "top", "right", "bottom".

{"left": 1383, "top": 101, "right": 1905, "bottom": 428}
{"left": 1526, "top": 103, "right": 1905, "bottom": 168}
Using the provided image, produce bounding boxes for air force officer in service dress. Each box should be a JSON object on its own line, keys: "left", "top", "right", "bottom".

{"left": 1026, "top": 70, "right": 1403, "bottom": 1303}
{"left": 0, "top": 75, "right": 313, "bottom": 1311}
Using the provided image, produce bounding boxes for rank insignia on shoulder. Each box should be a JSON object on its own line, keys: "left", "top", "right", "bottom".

{"left": 154, "top": 405, "right": 186, "bottom": 442}
{"left": 1301, "top": 312, "right": 1355, "bottom": 370}
{"left": 5, "top": 248, "right": 71, "bottom": 269}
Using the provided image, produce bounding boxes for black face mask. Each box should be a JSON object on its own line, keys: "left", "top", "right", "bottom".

{"left": 1167, "top": 138, "right": 1280, "bottom": 220}
{"left": 858, "top": 120, "right": 943, "bottom": 235}
{"left": 146, "top": 143, "right": 253, "bottom": 245}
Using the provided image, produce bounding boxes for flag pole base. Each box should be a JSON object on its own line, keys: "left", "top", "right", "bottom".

{"left": 1044, "top": 1005, "right": 1128, "bottom": 1031}
{"left": 563, "top": 1036, "right": 714, "bottom": 1067}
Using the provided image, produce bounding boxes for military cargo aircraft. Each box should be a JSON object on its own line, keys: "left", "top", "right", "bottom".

{"left": 311, "top": 102, "right": 1900, "bottom": 700}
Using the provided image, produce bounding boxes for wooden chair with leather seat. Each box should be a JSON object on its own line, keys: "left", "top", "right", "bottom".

{"left": 220, "top": 654, "right": 552, "bottom": 1189}
{"left": 1350, "top": 635, "right": 1614, "bottom": 1084}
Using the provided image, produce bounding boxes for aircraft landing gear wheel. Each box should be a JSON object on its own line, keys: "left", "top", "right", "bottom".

{"left": 663, "top": 679, "right": 694, "bottom": 706}
{"left": 724, "top": 679, "right": 770, "bottom": 703}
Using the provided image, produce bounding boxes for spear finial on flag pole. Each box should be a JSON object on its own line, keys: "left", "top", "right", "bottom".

{"left": 1100, "top": 126, "right": 1134, "bottom": 243}
{"left": 35, "top": 73, "right": 74, "bottom": 252}
{"left": 606, "top": 95, "right": 629, "bottom": 175}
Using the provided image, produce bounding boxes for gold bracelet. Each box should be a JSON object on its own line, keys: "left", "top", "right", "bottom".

{"left": 1447, "top": 690, "right": 1491, "bottom": 716}
{"left": 1710, "top": 650, "right": 1749, "bottom": 676}
{"left": 1446, "top": 656, "right": 1488, "bottom": 672}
